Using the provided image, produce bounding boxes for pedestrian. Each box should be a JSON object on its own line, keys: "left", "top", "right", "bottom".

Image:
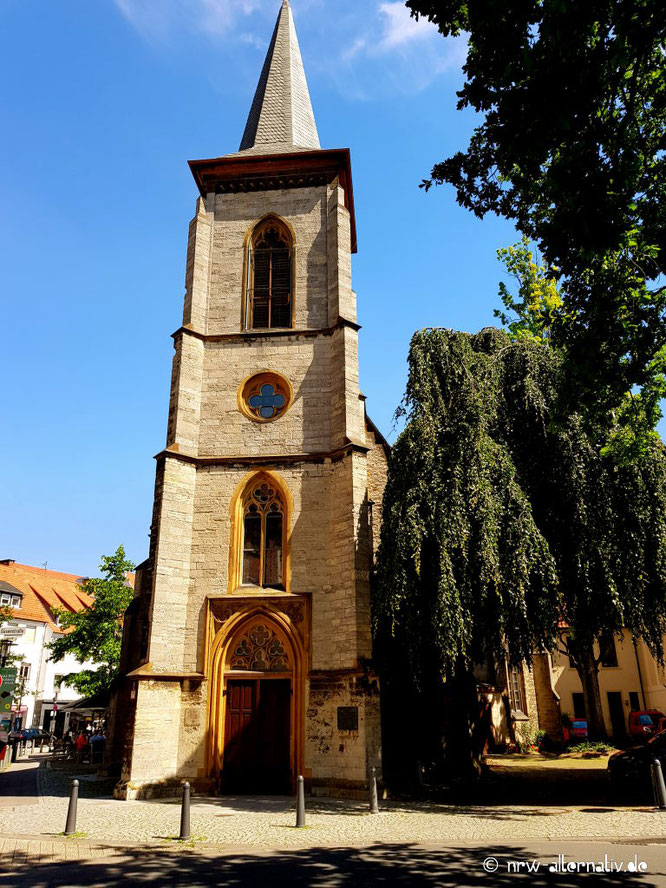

{"left": 63, "top": 730, "right": 74, "bottom": 759}
{"left": 89, "top": 728, "right": 106, "bottom": 765}
{"left": 76, "top": 731, "right": 88, "bottom": 764}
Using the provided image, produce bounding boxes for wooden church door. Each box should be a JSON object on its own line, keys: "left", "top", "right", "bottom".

{"left": 222, "top": 678, "right": 291, "bottom": 793}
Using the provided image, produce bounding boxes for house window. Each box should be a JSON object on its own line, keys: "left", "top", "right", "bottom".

{"left": 19, "top": 663, "right": 31, "bottom": 682}
{"left": 246, "top": 218, "right": 293, "bottom": 329}
{"left": 508, "top": 665, "right": 528, "bottom": 715}
{"left": 242, "top": 481, "right": 285, "bottom": 589}
{"left": 599, "top": 633, "right": 618, "bottom": 667}
{"left": 572, "top": 692, "right": 586, "bottom": 719}
{"left": 1, "top": 593, "right": 21, "bottom": 608}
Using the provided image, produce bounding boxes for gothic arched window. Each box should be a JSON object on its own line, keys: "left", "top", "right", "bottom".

{"left": 246, "top": 218, "right": 293, "bottom": 330}
{"left": 242, "top": 480, "right": 285, "bottom": 588}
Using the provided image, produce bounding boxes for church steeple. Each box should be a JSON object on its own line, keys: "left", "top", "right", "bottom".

{"left": 239, "top": 0, "right": 320, "bottom": 154}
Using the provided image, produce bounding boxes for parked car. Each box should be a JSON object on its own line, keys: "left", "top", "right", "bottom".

{"left": 654, "top": 716, "right": 666, "bottom": 735}
{"left": 9, "top": 728, "right": 51, "bottom": 744}
{"left": 569, "top": 719, "right": 588, "bottom": 740}
{"left": 607, "top": 731, "right": 666, "bottom": 802}
{"left": 627, "top": 710, "right": 665, "bottom": 743}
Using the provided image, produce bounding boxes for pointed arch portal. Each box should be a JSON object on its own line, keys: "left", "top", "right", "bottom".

{"left": 208, "top": 607, "right": 305, "bottom": 794}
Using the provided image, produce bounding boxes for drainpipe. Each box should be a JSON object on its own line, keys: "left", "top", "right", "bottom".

{"left": 633, "top": 637, "right": 647, "bottom": 709}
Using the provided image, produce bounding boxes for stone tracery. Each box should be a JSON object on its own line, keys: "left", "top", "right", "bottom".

{"left": 229, "top": 623, "right": 290, "bottom": 672}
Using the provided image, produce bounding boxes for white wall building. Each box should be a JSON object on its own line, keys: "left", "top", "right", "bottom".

{"left": 0, "top": 560, "right": 98, "bottom": 732}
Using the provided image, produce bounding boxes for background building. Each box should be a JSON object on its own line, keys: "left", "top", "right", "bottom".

{"left": 0, "top": 560, "right": 96, "bottom": 733}
{"left": 551, "top": 631, "right": 666, "bottom": 740}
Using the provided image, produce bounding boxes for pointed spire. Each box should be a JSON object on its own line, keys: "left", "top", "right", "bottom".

{"left": 239, "top": 0, "right": 321, "bottom": 154}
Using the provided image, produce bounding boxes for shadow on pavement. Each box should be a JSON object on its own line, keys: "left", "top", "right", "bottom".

{"left": 157, "top": 795, "right": 556, "bottom": 822}
{"left": 0, "top": 844, "right": 659, "bottom": 888}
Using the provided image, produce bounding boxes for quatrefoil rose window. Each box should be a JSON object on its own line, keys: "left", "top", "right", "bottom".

{"left": 239, "top": 372, "right": 292, "bottom": 423}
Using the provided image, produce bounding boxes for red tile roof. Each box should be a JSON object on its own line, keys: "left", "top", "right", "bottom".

{"left": 0, "top": 562, "right": 132, "bottom": 633}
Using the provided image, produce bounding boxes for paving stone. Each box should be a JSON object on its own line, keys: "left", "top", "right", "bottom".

{"left": 3, "top": 784, "right": 666, "bottom": 853}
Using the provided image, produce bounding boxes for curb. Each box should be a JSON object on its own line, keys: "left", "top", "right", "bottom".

{"left": 1, "top": 833, "right": 666, "bottom": 853}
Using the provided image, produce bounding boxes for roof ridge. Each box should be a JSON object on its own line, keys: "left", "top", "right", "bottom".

{"left": 2, "top": 562, "right": 85, "bottom": 582}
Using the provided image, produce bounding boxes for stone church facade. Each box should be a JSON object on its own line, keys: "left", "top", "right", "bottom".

{"left": 110, "top": 0, "right": 388, "bottom": 799}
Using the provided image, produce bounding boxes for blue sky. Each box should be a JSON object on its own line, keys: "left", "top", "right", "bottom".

{"left": 0, "top": 0, "right": 633, "bottom": 577}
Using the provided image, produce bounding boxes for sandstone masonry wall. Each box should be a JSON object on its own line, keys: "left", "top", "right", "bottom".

{"left": 122, "top": 170, "right": 385, "bottom": 796}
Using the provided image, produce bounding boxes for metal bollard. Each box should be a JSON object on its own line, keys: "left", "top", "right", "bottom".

{"left": 10, "top": 741, "right": 18, "bottom": 763}
{"left": 651, "top": 759, "right": 666, "bottom": 810}
{"left": 179, "top": 782, "right": 191, "bottom": 841}
{"left": 369, "top": 766, "right": 379, "bottom": 815}
{"left": 296, "top": 775, "right": 305, "bottom": 828}
{"left": 64, "top": 779, "right": 79, "bottom": 835}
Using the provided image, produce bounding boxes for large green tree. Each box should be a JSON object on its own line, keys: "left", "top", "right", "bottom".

{"left": 497, "top": 340, "right": 666, "bottom": 737}
{"left": 407, "top": 0, "right": 666, "bottom": 439}
{"left": 495, "top": 239, "right": 666, "bottom": 735}
{"left": 374, "top": 328, "right": 559, "bottom": 784}
{"left": 48, "top": 547, "right": 135, "bottom": 697}
{"left": 375, "top": 326, "right": 666, "bottom": 777}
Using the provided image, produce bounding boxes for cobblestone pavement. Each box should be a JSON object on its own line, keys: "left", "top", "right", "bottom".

{"left": 1, "top": 757, "right": 666, "bottom": 850}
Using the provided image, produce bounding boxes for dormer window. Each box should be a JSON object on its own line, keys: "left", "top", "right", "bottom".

{"left": 0, "top": 592, "right": 21, "bottom": 609}
{"left": 246, "top": 217, "right": 293, "bottom": 329}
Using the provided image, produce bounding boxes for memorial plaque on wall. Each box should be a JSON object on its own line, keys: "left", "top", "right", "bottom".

{"left": 337, "top": 706, "right": 359, "bottom": 731}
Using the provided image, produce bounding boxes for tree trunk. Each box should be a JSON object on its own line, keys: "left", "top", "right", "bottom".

{"left": 376, "top": 639, "right": 488, "bottom": 791}
{"left": 573, "top": 642, "right": 607, "bottom": 740}
{"left": 440, "top": 662, "right": 486, "bottom": 783}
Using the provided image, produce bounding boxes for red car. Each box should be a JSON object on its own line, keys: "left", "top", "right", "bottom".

{"left": 628, "top": 710, "right": 665, "bottom": 742}
{"left": 565, "top": 719, "right": 588, "bottom": 741}
{"left": 655, "top": 716, "right": 666, "bottom": 735}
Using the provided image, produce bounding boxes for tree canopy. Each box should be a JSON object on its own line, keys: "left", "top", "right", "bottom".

{"left": 494, "top": 237, "right": 562, "bottom": 343}
{"left": 375, "top": 325, "right": 666, "bottom": 746}
{"left": 407, "top": 0, "right": 666, "bottom": 438}
{"left": 48, "top": 547, "right": 135, "bottom": 697}
{"left": 374, "top": 328, "right": 559, "bottom": 686}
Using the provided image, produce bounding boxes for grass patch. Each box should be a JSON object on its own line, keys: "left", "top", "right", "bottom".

{"left": 486, "top": 754, "right": 609, "bottom": 772}
{"left": 567, "top": 741, "right": 617, "bottom": 756}
{"left": 164, "top": 835, "right": 209, "bottom": 846}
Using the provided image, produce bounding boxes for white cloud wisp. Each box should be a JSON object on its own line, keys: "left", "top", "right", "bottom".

{"left": 376, "top": 2, "right": 438, "bottom": 52}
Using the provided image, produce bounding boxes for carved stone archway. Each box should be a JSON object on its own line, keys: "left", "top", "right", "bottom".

{"left": 207, "top": 604, "right": 306, "bottom": 793}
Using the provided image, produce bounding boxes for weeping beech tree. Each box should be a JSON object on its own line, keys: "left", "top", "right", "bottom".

{"left": 374, "top": 328, "right": 559, "bottom": 785}
{"left": 496, "top": 338, "right": 666, "bottom": 739}
{"left": 374, "top": 327, "right": 666, "bottom": 783}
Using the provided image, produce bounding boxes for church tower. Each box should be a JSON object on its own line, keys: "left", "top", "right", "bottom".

{"left": 113, "top": 0, "right": 388, "bottom": 798}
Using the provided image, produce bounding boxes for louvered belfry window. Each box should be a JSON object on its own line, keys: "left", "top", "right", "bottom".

{"left": 248, "top": 219, "right": 292, "bottom": 329}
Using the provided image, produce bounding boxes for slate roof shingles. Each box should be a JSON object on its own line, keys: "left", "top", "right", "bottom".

{"left": 238, "top": 0, "right": 320, "bottom": 155}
